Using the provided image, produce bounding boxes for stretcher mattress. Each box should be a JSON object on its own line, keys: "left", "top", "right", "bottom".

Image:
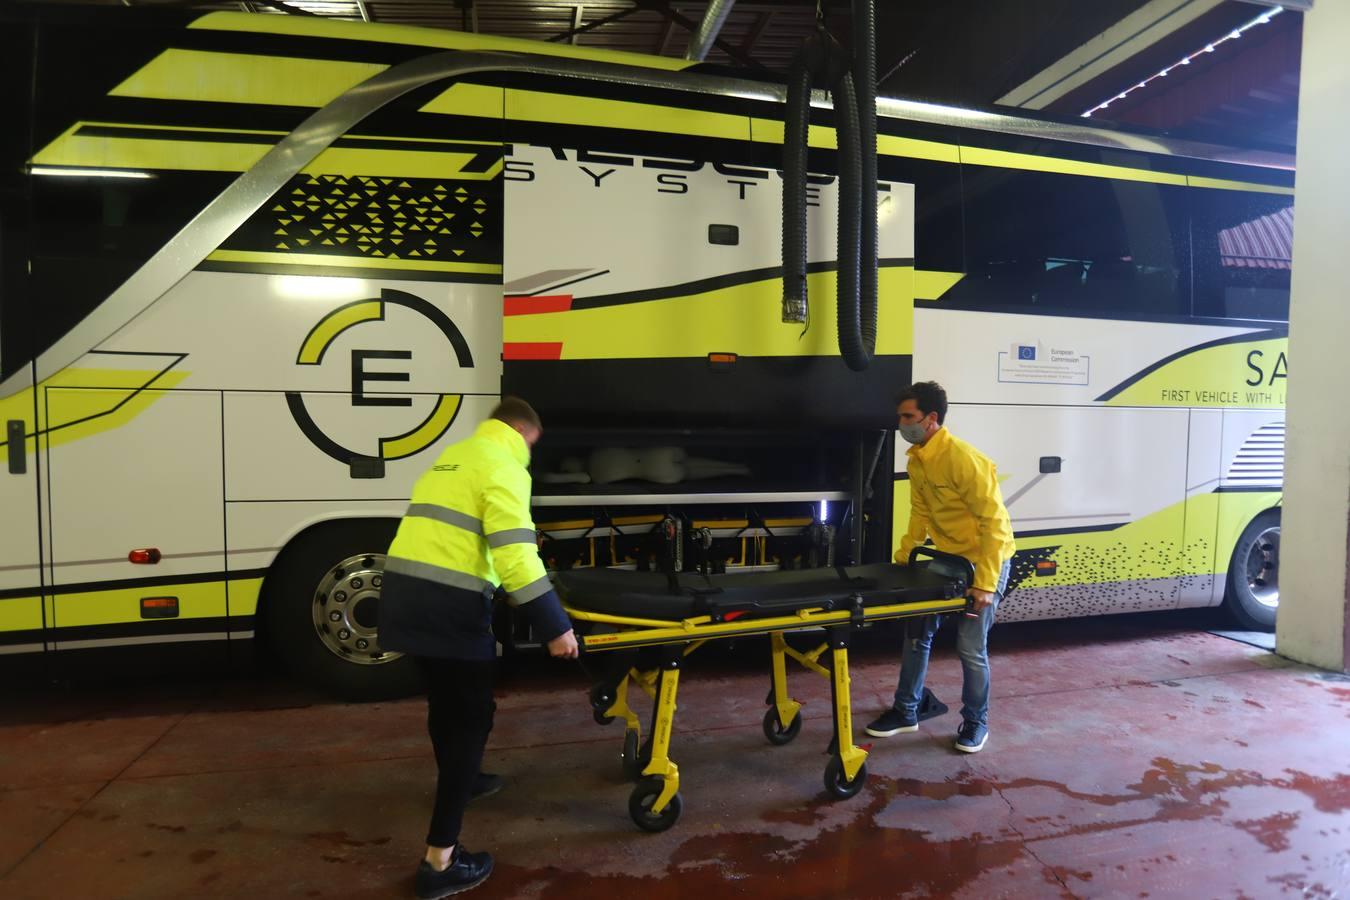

{"left": 556, "top": 563, "right": 965, "bottom": 621}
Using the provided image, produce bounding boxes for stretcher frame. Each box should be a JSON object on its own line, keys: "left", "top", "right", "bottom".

{"left": 561, "top": 549, "right": 973, "bottom": 832}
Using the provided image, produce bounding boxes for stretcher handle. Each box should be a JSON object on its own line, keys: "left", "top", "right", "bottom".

{"left": 907, "top": 547, "right": 975, "bottom": 588}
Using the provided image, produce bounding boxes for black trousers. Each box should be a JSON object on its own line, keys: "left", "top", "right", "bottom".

{"left": 416, "top": 656, "right": 497, "bottom": 848}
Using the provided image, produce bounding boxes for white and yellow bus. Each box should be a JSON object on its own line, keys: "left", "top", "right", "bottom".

{"left": 0, "top": 7, "right": 1292, "bottom": 698}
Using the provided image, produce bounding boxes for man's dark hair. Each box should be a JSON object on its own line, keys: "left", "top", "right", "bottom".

{"left": 491, "top": 396, "right": 542, "bottom": 431}
{"left": 897, "top": 381, "right": 948, "bottom": 425}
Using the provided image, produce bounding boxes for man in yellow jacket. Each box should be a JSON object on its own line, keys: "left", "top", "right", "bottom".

{"left": 865, "top": 381, "right": 1015, "bottom": 754}
{"left": 379, "top": 397, "right": 577, "bottom": 899}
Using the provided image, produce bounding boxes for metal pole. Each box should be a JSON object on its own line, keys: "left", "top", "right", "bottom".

{"left": 851, "top": 435, "right": 867, "bottom": 564}
{"left": 685, "top": 0, "right": 737, "bottom": 62}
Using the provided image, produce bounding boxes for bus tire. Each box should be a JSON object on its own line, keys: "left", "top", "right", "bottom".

{"left": 1223, "top": 509, "right": 1281, "bottom": 632}
{"left": 262, "top": 519, "right": 422, "bottom": 702}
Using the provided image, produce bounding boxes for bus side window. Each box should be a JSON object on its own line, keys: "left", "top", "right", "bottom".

{"left": 1191, "top": 188, "right": 1293, "bottom": 322}
{"left": 879, "top": 156, "right": 964, "bottom": 275}
{"left": 0, "top": 23, "right": 35, "bottom": 382}
{"left": 0, "top": 205, "right": 29, "bottom": 383}
{"left": 955, "top": 165, "right": 1189, "bottom": 318}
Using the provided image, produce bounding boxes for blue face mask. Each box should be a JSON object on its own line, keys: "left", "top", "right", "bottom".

{"left": 898, "top": 419, "right": 930, "bottom": 445}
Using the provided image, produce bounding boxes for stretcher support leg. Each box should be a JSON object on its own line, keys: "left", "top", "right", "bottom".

{"left": 600, "top": 674, "right": 643, "bottom": 733}
{"left": 588, "top": 657, "right": 648, "bottom": 772}
{"left": 617, "top": 665, "right": 663, "bottom": 779}
{"left": 634, "top": 666, "right": 659, "bottom": 699}
{"left": 643, "top": 651, "right": 681, "bottom": 789}
{"left": 606, "top": 676, "right": 652, "bottom": 780}
{"left": 645, "top": 651, "right": 682, "bottom": 793}
{"left": 628, "top": 647, "right": 683, "bottom": 831}
{"left": 786, "top": 639, "right": 832, "bottom": 678}
{"left": 824, "top": 625, "right": 869, "bottom": 798}
{"left": 769, "top": 632, "right": 803, "bottom": 731}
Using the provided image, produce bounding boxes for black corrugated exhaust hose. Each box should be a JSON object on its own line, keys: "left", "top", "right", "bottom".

{"left": 832, "top": 69, "right": 867, "bottom": 372}
{"left": 779, "top": 17, "right": 873, "bottom": 370}
{"left": 781, "top": 47, "right": 812, "bottom": 325}
{"left": 852, "top": 0, "right": 878, "bottom": 359}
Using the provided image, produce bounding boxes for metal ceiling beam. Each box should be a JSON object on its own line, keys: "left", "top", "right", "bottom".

{"left": 997, "top": 0, "right": 1227, "bottom": 110}
{"left": 248, "top": 0, "right": 321, "bottom": 15}
{"left": 656, "top": 15, "right": 676, "bottom": 54}
{"left": 742, "top": 10, "right": 774, "bottom": 54}
{"left": 454, "top": 0, "right": 477, "bottom": 33}
{"left": 686, "top": 0, "right": 737, "bottom": 62}
{"left": 547, "top": 4, "right": 641, "bottom": 43}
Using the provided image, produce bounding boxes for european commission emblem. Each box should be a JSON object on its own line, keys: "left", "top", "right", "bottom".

{"left": 1017, "top": 345, "right": 1037, "bottom": 361}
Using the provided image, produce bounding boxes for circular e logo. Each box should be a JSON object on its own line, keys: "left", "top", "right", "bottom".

{"left": 286, "top": 289, "right": 474, "bottom": 464}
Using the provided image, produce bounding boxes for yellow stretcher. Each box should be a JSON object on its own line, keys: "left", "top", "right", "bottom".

{"left": 556, "top": 548, "right": 974, "bottom": 832}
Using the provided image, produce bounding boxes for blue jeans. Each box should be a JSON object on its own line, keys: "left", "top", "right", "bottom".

{"left": 893, "top": 558, "right": 1011, "bottom": 728}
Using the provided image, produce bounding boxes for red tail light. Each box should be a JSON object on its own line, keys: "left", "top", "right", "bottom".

{"left": 128, "top": 548, "right": 161, "bottom": 565}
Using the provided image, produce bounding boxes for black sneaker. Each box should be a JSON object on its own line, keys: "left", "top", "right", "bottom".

{"left": 865, "top": 708, "right": 919, "bottom": 738}
{"left": 415, "top": 847, "right": 493, "bottom": 899}
{"left": 955, "top": 720, "right": 988, "bottom": 753}
{"left": 470, "top": 772, "right": 504, "bottom": 802}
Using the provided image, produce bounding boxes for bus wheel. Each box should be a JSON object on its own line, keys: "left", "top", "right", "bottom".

{"left": 263, "top": 520, "right": 422, "bottom": 701}
{"left": 1223, "top": 510, "right": 1280, "bottom": 632}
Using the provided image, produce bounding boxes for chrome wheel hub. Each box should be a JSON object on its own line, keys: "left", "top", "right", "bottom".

{"left": 1245, "top": 527, "right": 1281, "bottom": 609}
{"left": 312, "top": 553, "right": 401, "bottom": 665}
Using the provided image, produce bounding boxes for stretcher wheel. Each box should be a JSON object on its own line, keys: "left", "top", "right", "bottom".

{"left": 762, "top": 707, "right": 803, "bottom": 746}
{"left": 823, "top": 758, "right": 867, "bottom": 800}
{"left": 621, "top": 730, "right": 643, "bottom": 779}
{"left": 589, "top": 685, "right": 615, "bottom": 725}
{"left": 629, "top": 777, "right": 683, "bottom": 833}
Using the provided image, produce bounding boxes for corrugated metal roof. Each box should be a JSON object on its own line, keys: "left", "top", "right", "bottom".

{"left": 52, "top": 0, "right": 837, "bottom": 70}
{"left": 23, "top": 0, "right": 1301, "bottom": 149}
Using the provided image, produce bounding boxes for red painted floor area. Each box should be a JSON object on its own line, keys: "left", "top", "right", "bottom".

{"left": 2, "top": 613, "right": 1348, "bottom": 899}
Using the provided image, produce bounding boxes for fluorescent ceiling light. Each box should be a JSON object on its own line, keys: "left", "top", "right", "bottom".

{"left": 1082, "top": 5, "right": 1286, "bottom": 118}
{"left": 28, "top": 166, "right": 153, "bottom": 179}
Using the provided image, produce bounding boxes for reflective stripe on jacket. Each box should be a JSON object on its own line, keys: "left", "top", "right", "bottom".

{"left": 380, "top": 418, "right": 570, "bottom": 658}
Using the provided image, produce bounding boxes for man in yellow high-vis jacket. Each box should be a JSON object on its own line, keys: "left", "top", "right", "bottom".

{"left": 379, "top": 397, "right": 576, "bottom": 899}
{"left": 865, "top": 381, "right": 1015, "bottom": 754}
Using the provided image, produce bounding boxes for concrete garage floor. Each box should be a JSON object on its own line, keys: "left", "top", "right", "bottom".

{"left": 2, "top": 612, "right": 1348, "bottom": 899}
